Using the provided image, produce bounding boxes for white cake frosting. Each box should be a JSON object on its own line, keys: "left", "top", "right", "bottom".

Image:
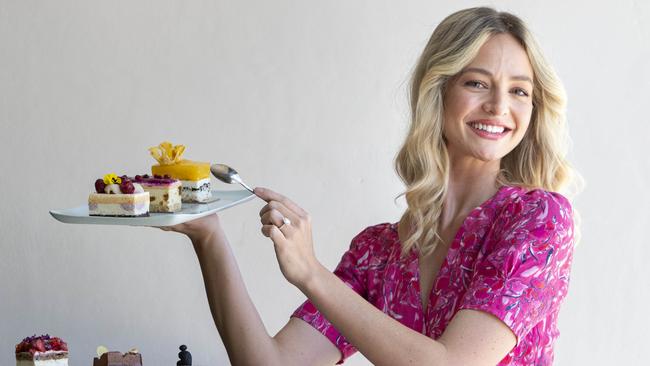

{"left": 88, "top": 202, "right": 149, "bottom": 216}
{"left": 16, "top": 351, "right": 68, "bottom": 366}
{"left": 88, "top": 192, "right": 150, "bottom": 217}
{"left": 180, "top": 178, "right": 211, "bottom": 202}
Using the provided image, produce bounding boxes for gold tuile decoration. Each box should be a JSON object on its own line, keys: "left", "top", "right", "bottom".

{"left": 149, "top": 141, "right": 186, "bottom": 165}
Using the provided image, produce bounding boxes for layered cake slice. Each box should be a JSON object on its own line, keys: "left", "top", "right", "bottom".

{"left": 133, "top": 174, "right": 182, "bottom": 213}
{"left": 149, "top": 141, "right": 212, "bottom": 203}
{"left": 15, "top": 334, "right": 68, "bottom": 366}
{"left": 89, "top": 174, "right": 149, "bottom": 217}
{"left": 93, "top": 349, "right": 142, "bottom": 366}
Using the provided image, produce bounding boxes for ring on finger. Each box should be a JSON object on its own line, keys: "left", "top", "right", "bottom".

{"left": 279, "top": 216, "right": 291, "bottom": 228}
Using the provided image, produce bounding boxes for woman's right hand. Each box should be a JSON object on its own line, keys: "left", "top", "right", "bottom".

{"left": 158, "top": 213, "right": 223, "bottom": 244}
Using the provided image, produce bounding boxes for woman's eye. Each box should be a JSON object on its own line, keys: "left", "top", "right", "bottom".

{"left": 513, "top": 88, "right": 529, "bottom": 97}
{"left": 465, "top": 80, "right": 487, "bottom": 89}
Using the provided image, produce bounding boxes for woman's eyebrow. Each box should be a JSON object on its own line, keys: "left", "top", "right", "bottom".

{"left": 461, "top": 67, "right": 533, "bottom": 85}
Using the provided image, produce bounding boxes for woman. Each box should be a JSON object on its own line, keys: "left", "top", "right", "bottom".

{"left": 162, "top": 7, "right": 581, "bottom": 366}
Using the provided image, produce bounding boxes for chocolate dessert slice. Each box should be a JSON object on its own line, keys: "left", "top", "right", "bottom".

{"left": 93, "top": 351, "right": 142, "bottom": 366}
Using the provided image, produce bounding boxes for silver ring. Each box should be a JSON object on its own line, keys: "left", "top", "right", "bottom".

{"left": 281, "top": 217, "right": 291, "bottom": 227}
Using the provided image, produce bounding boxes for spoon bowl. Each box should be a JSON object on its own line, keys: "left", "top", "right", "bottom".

{"left": 210, "top": 164, "right": 255, "bottom": 194}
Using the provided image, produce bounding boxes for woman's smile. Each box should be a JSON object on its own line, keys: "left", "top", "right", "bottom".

{"left": 467, "top": 120, "right": 513, "bottom": 140}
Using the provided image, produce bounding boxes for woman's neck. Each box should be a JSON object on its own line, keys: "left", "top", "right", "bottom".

{"left": 442, "top": 157, "right": 501, "bottom": 227}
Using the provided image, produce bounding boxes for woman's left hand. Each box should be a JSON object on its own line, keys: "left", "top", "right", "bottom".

{"left": 255, "top": 187, "right": 323, "bottom": 290}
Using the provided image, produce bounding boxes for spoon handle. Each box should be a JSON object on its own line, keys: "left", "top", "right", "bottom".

{"left": 231, "top": 175, "right": 254, "bottom": 193}
{"left": 239, "top": 181, "right": 254, "bottom": 194}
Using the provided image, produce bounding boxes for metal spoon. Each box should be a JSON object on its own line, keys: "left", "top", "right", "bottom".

{"left": 210, "top": 164, "right": 255, "bottom": 194}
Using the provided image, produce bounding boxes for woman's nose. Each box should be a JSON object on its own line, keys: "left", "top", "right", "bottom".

{"left": 482, "top": 90, "right": 508, "bottom": 116}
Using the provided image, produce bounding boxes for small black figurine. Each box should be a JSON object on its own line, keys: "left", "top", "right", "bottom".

{"left": 177, "top": 344, "right": 192, "bottom": 366}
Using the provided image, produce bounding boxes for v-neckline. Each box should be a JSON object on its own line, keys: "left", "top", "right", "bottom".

{"left": 412, "top": 185, "right": 510, "bottom": 324}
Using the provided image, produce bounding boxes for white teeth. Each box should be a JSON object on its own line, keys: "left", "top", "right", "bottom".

{"left": 470, "top": 123, "right": 505, "bottom": 134}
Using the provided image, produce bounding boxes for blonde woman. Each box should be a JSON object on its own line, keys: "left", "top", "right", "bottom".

{"left": 162, "top": 7, "right": 581, "bottom": 366}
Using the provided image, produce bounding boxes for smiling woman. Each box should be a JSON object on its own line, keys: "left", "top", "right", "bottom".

{"left": 159, "top": 6, "right": 582, "bottom": 366}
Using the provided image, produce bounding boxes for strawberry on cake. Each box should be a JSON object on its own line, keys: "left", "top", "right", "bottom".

{"left": 149, "top": 141, "right": 212, "bottom": 203}
{"left": 15, "top": 334, "right": 68, "bottom": 366}
{"left": 89, "top": 174, "right": 149, "bottom": 217}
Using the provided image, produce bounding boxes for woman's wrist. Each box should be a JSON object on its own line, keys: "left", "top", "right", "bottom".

{"left": 298, "top": 262, "right": 331, "bottom": 297}
{"left": 184, "top": 214, "right": 223, "bottom": 245}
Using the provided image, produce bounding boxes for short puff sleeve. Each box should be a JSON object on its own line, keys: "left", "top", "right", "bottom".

{"left": 291, "top": 224, "right": 389, "bottom": 364}
{"left": 459, "top": 190, "right": 575, "bottom": 345}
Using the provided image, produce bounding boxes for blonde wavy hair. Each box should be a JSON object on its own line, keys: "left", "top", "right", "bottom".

{"left": 395, "top": 7, "right": 584, "bottom": 256}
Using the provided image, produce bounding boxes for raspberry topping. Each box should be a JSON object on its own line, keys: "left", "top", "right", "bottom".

{"left": 120, "top": 179, "right": 135, "bottom": 194}
{"left": 94, "top": 179, "right": 106, "bottom": 193}
{"left": 15, "top": 335, "right": 68, "bottom": 354}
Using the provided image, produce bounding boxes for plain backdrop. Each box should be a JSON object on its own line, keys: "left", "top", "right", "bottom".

{"left": 1, "top": 1, "right": 648, "bottom": 365}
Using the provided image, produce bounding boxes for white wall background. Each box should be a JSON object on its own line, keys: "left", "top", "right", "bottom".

{"left": 1, "top": 0, "right": 647, "bottom": 365}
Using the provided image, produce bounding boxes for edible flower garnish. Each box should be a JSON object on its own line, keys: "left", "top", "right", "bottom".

{"left": 103, "top": 173, "right": 122, "bottom": 185}
{"left": 149, "top": 141, "right": 185, "bottom": 165}
{"left": 96, "top": 345, "right": 108, "bottom": 358}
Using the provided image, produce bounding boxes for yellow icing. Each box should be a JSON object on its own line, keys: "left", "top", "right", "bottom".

{"left": 149, "top": 141, "right": 209, "bottom": 180}
{"left": 152, "top": 160, "right": 210, "bottom": 180}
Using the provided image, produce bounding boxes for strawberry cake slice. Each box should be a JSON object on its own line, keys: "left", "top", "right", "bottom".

{"left": 15, "top": 334, "right": 68, "bottom": 366}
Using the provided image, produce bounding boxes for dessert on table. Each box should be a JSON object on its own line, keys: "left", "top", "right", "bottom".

{"left": 93, "top": 346, "right": 142, "bottom": 366}
{"left": 149, "top": 141, "right": 212, "bottom": 203}
{"left": 15, "top": 334, "right": 68, "bottom": 366}
{"left": 89, "top": 174, "right": 149, "bottom": 217}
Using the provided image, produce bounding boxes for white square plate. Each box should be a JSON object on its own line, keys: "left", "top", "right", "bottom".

{"left": 50, "top": 190, "right": 255, "bottom": 227}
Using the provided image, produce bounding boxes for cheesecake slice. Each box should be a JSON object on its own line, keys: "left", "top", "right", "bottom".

{"left": 133, "top": 174, "right": 182, "bottom": 212}
{"left": 89, "top": 174, "right": 150, "bottom": 217}
{"left": 88, "top": 192, "right": 150, "bottom": 217}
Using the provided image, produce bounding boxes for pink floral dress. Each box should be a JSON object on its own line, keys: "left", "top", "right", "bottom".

{"left": 292, "top": 185, "right": 575, "bottom": 365}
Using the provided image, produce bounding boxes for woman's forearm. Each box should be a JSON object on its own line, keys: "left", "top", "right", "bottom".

{"left": 192, "top": 230, "right": 282, "bottom": 366}
{"left": 301, "top": 265, "right": 448, "bottom": 366}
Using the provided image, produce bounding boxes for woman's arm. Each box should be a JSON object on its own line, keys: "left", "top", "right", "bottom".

{"left": 162, "top": 214, "right": 340, "bottom": 366}
{"left": 256, "top": 187, "right": 516, "bottom": 366}
{"left": 302, "top": 264, "right": 516, "bottom": 366}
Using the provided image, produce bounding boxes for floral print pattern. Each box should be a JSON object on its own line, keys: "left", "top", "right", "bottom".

{"left": 292, "top": 185, "right": 575, "bottom": 365}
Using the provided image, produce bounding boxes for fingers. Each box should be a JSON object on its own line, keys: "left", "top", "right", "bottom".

{"left": 256, "top": 187, "right": 313, "bottom": 245}
{"left": 261, "top": 224, "right": 283, "bottom": 241}
{"left": 255, "top": 187, "right": 308, "bottom": 217}
{"left": 259, "top": 200, "right": 299, "bottom": 225}
{"left": 260, "top": 207, "right": 288, "bottom": 227}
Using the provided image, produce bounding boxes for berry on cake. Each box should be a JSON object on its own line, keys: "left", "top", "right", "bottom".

{"left": 15, "top": 334, "right": 68, "bottom": 366}
{"left": 89, "top": 173, "right": 150, "bottom": 217}
{"left": 149, "top": 141, "right": 212, "bottom": 203}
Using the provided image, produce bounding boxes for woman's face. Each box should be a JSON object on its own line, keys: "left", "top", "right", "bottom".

{"left": 443, "top": 33, "right": 534, "bottom": 164}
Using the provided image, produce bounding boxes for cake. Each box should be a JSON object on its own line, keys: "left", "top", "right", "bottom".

{"left": 15, "top": 334, "right": 68, "bottom": 366}
{"left": 93, "top": 349, "right": 142, "bottom": 366}
{"left": 132, "top": 174, "right": 182, "bottom": 213}
{"left": 149, "top": 142, "right": 212, "bottom": 203}
{"left": 89, "top": 174, "right": 150, "bottom": 217}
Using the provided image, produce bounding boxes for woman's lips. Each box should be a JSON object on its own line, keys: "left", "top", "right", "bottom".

{"left": 467, "top": 123, "right": 511, "bottom": 140}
